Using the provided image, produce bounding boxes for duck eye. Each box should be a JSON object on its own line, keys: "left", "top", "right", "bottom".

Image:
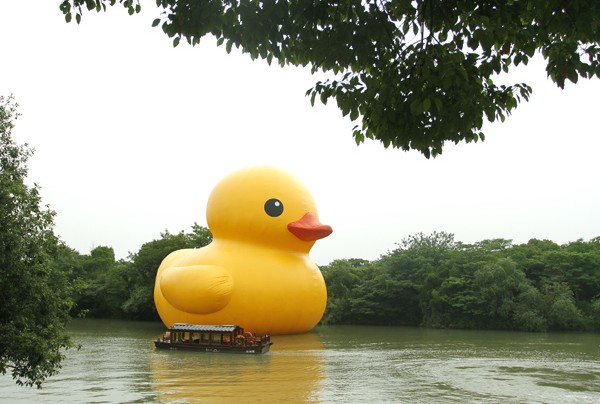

{"left": 264, "top": 198, "right": 284, "bottom": 217}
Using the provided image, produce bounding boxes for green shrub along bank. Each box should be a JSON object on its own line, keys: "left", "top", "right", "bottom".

{"left": 62, "top": 229, "right": 600, "bottom": 332}
{"left": 320, "top": 232, "right": 600, "bottom": 331}
{"left": 63, "top": 225, "right": 213, "bottom": 322}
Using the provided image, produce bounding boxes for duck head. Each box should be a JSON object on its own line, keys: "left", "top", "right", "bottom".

{"left": 206, "top": 166, "right": 332, "bottom": 252}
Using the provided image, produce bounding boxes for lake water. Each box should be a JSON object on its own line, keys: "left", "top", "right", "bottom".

{"left": 1, "top": 319, "right": 599, "bottom": 403}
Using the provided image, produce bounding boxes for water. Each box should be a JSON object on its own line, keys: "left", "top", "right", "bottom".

{"left": 1, "top": 319, "right": 599, "bottom": 403}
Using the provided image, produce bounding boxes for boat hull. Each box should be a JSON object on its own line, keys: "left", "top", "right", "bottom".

{"left": 154, "top": 340, "right": 272, "bottom": 354}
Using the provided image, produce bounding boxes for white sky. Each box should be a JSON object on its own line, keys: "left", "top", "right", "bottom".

{"left": 1, "top": 1, "right": 599, "bottom": 265}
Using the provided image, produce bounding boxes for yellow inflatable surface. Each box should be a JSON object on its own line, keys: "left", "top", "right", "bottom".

{"left": 154, "top": 166, "right": 332, "bottom": 335}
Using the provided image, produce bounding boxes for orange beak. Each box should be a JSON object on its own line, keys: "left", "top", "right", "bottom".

{"left": 287, "top": 212, "right": 333, "bottom": 241}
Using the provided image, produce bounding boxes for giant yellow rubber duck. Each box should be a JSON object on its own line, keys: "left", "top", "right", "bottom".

{"left": 154, "top": 166, "right": 332, "bottom": 335}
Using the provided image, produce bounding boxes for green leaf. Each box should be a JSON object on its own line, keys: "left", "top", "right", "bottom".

{"left": 59, "top": 1, "right": 70, "bottom": 13}
{"left": 567, "top": 68, "right": 579, "bottom": 84}
{"left": 173, "top": 36, "right": 180, "bottom": 47}
{"left": 152, "top": 18, "right": 160, "bottom": 27}
{"left": 65, "top": 12, "right": 72, "bottom": 23}
{"left": 422, "top": 98, "right": 431, "bottom": 112}
{"left": 467, "top": 36, "right": 478, "bottom": 50}
{"left": 320, "top": 92, "right": 328, "bottom": 105}
{"left": 353, "top": 129, "right": 365, "bottom": 145}
{"left": 409, "top": 99, "right": 421, "bottom": 115}
{"left": 438, "top": 30, "right": 448, "bottom": 42}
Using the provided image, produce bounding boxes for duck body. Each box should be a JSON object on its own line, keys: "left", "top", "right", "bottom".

{"left": 154, "top": 166, "right": 332, "bottom": 335}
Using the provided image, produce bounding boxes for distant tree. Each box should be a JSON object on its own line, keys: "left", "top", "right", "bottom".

{"left": 189, "top": 223, "right": 213, "bottom": 247}
{"left": 513, "top": 286, "right": 547, "bottom": 332}
{"left": 469, "top": 238, "right": 513, "bottom": 252}
{"left": 74, "top": 246, "right": 128, "bottom": 319}
{"left": 553, "top": 240, "right": 600, "bottom": 302}
{"left": 397, "top": 231, "right": 457, "bottom": 257}
{"left": 61, "top": 0, "right": 599, "bottom": 157}
{"left": 472, "top": 258, "right": 541, "bottom": 330}
{"left": 505, "top": 239, "right": 561, "bottom": 287}
{"left": 85, "top": 246, "right": 115, "bottom": 275}
{"left": 590, "top": 298, "right": 600, "bottom": 329}
{"left": 348, "top": 232, "right": 457, "bottom": 326}
{"left": 541, "top": 282, "right": 585, "bottom": 330}
{"left": 349, "top": 256, "right": 422, "bottom": 325}
{"left": 507, "top": 238, "right": 600, "bottom": 325}
{"left": 0, "top": 95, "right": 74, "bottom": 388}
{"left": 50, "top": 245, "right": 86, "bottom": 317}
{"left": 318, "top": 232, "right": 598, "bottom": 331}
{"left": 320, "top": 259, "right": 367, "bottom": 324}
{"left": 423, "top": 272, "right": 481, "bottom": 328}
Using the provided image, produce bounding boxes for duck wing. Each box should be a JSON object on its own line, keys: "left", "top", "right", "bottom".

{"left": 159, "top": 265, "right": 233, "bottom": 314}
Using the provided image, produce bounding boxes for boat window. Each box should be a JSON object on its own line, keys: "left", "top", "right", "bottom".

{"left": 223, "top": 334, "right": 231, "bottom": 345}
{"left": 191, "top": 332, "right": 200, "bottom": 343}
{"left": 183, "top": 332, "right": 190, "bottom": 342}
{"left": 200, "top": 333, "right": 209, "bottom": 344}
{"left": 211, "top": 333, "right": 222, "bottom": 344}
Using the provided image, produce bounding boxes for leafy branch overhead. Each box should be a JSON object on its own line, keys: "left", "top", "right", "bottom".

{"left": 61, "top": 0, "right": 599, "bottom": 157}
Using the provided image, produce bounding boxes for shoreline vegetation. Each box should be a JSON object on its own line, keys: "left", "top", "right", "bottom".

{"left": 65, "top": 229, "right": 600, "bottom": 333}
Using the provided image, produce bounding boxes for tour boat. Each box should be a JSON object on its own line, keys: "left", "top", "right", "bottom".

{"left": 154, "top": 323, "right": 272, "bottom": 354}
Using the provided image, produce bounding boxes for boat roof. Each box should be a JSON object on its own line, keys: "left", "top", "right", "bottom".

{"left": 168, "top": 323, "right": 241, "bottom": 333}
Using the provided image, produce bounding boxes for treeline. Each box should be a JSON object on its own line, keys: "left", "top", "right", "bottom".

{"left": 320, "top": 232, "right": 600, "bottom": 331}
{"left": 55, "top": 224, "right": 212, "bottom": 322}
{"left": 60, "top": 228, "right": 600, "bottom": 332}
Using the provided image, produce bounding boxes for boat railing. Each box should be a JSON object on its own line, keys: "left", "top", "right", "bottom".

{"left": 234, "top": 332, "right": 271, "bottom": 346}
{"left": 159, "top": 330, "right": 271, "bottom": 347}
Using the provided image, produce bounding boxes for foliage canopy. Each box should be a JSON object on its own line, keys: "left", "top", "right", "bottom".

{"left": 0, "top": 95, "right": 75, "bottom": 388}
{"left": 49, "top": 226, "right": 600, "bottom": 334}
{"left": 69, "top": 226, "right": 213, "bottom": 322}
{"left": 62, "top": 0, "right": 599, "bottom": 157}
{"left": 320, "top": 232, "right": 600, "bottom": 331}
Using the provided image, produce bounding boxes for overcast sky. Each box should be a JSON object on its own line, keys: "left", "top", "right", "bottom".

{"left": 2, "top": 1, "right": 599, "bottom": 265}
